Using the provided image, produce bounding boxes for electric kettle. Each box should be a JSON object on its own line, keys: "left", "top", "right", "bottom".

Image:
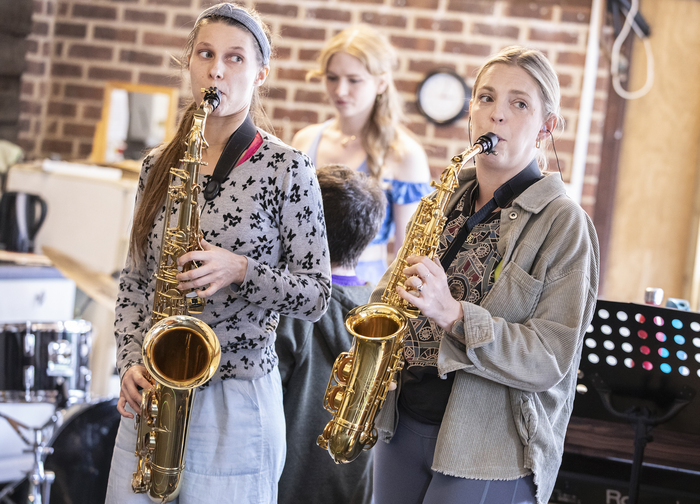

{"left": 0, "top": 191, "right": 48, "bottom": 253}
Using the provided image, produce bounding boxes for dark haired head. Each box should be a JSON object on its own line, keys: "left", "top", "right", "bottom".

{"left": 316, "top": 164, "right": 386, "bottom": 269}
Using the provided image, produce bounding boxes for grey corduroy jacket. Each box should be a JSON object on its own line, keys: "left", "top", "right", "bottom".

{"left": 371, "top": 167, "right": 600, "bottom": 504}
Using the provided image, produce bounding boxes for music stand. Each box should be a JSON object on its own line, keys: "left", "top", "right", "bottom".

{"left": 574, "top": 299, "right": 700, "bottom": 504}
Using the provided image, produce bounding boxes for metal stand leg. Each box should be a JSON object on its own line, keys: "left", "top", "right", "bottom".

{"left": 0, "top": 479, "right": 24, "bottom": 504}
{"left": 0, "top": 411, "right": 57, "bottom": 504}
{"left": 25, "top": 427, "right": 54, "bottom": 504}
{"left": 589, "top": 373, "right": 695, "bottom": 504}
{"left": 25, "top": 428, "right": 56, "bottom": 504}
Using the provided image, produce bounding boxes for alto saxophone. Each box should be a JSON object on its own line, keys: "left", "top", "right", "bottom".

{"left": 317, "top": 133, "right": 498, "bottom": 464}
{"left": 131, "top": 88, "right": 222, "bottom": 502}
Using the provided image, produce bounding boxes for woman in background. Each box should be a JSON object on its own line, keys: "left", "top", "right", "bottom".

{"left": 370, "top": 46, "right": 599, "bottom": 504}
{"left": 106, "top": 3, "right": 331, "bottom": 503}
{"left": 292, "top": 24, "right": 431, "bottom": 285}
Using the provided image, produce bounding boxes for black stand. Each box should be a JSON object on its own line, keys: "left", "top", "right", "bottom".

{"left": 588, "top": 373, "right": 694, "bottom": 504}
{"left": 0, "top": 411, "right": 56, "bottom": 504}
{"left": 574, "top": 300, "right": 700, "bottom": 504}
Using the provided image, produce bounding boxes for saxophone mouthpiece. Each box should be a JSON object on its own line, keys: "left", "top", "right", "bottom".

{"left": 201, "top": 87, "right": 221, "bottom": 111}
{"left": 475, "top": 132, "right": 499, "bottom": 155}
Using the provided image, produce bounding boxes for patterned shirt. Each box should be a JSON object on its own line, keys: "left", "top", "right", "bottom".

{"left": 400, "top": 159, "right": 543, "bottom": 423}
{"left": 115, "top": 131, "right": 332, "bottom": 383}
{"left": 400, "top": 185, "right": 501, "bottom": 423}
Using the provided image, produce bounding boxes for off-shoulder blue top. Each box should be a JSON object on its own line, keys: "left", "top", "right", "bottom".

{"left": 307, "top": 121, "right": 431, "bottom": 246}
{"left": 307, "top": 121, "right": 431, "bottom": 283}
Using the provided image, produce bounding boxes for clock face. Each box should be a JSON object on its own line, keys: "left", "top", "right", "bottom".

{"left": 417, "top": 71, "right": 470, "bottom": 125}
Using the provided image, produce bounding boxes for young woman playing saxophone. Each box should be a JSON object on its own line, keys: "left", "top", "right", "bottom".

{"left": 106, "top": 4, "right": 331, "bottom": 503}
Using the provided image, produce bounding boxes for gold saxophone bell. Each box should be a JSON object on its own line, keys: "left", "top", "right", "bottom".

{"left": 318, "top": 133, "right": 499, "bottom": 464}
{"left": 132, "top": 316, "right": 220, "bottom": 502}
{"left": 318, "top": 303, "right": 407, "bottom": 463}
{"left": 131, "top": 87, "right": 222, "bottom": 502}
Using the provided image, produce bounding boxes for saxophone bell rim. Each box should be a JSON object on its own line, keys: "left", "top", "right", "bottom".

{"left": 142, "top": 315, "right": 221, "bottom": 390}
{"left": 345, "top": 303, "right": 409, "bottom": 341}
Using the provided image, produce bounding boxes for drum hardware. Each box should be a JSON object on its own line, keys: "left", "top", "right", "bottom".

{"left": 0, "top": 398, "right": 120, "bottom": 504}
{"left": 23, "top": 325, "right": 35, "bottom": 403}
{"left": 23, "top": 367, "right": 34, "bottom": 403}
{"left": 2, "top": 319, "right": 95, "bottom": 500}
{"left": 1, "top": 320, "right": 92, "bottom": 406}
{"left": 0, "top": 411, "right": 57, "bottom": 504}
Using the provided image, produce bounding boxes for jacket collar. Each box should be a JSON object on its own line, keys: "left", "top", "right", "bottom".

{"left": 455, "top": 162, "right": 567, "bottom": 216}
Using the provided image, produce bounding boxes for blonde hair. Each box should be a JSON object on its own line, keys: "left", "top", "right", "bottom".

{"left": 130, "top": 4, "right": 273, "bottom": 260}
{"left": 308, "top": 25, "right": 406, "bottom": 179}
{"left": 472, "top": 45, "right": 564, "bottom": 170}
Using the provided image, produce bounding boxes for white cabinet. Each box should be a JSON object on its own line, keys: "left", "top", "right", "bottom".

{"left": 0, "top": 267, "right": 75, "bottom": 323}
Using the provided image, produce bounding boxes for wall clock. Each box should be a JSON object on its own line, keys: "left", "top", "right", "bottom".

{"left": 416, "top": 69, "right": 470, "bottom": 126}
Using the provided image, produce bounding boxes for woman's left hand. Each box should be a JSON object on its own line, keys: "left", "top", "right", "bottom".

{"left": 176, "top": 238, "right": 248, "bottom": 298}
{"left": 397, "top": 255, "right": 463, "bottom": 331}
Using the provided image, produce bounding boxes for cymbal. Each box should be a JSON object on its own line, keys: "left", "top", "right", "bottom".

{"left": 41, "top": 246, "right": 118, "bottom": 312}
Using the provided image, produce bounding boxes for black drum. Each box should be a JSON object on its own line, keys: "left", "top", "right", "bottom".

{"left": 0, "top": 320, "right": 92, "bottom": 403}
{"left": 0, "top": 398, "right": 120, "bottom": 504}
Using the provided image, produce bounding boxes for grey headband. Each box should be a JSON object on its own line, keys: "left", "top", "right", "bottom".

{"left": 196, "top": 3, "right": 271, "bottom": 65}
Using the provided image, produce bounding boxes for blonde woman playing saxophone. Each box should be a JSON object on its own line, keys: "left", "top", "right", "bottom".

{"left": 370, "top": 46, "right": 599, "bottom": 504}
{"left": 106, "top": 4, "right": 331, "bottom": 503}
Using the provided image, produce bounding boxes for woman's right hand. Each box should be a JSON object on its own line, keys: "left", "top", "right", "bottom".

{"left": 117, "top": 364, "right": 153, "bottom": 418}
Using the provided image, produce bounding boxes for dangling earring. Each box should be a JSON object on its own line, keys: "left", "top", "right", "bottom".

{"left": 536, "top": 138, "right": 541, "bottom": 149}
{"left": 375, "top": 93, "right": 383, "bottom": 104}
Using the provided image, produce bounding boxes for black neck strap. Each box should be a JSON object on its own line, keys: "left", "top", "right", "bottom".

{"left": 203, "top": 115, "right": 257, "bottom": 201}
{"left": 440, "top": 194, "right": 498, "bottom": 269}
{"left": 440, "top": 158, "right": 543, "bottom": 269}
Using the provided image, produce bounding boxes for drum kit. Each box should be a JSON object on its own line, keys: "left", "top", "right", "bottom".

{"left": 0, "top": 320, "right": 120, "bottom": 503}
{"left": 0, "top": 187, "right": 124, "bottom": 503}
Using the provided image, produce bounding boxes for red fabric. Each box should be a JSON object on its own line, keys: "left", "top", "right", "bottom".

{"left": 236, "top": 132, "right": 263, "bottom": 166}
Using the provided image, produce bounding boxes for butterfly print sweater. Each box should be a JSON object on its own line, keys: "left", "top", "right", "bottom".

{"left": 114, "top": 131, "right": 332, "bottom": 383}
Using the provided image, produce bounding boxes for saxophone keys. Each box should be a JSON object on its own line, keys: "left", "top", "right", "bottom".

{"left": 327, "top": 386, "right": 345, "bottom": 411}
{"left": 146, "top": 432, "right": 157, "bottom": 450}
{"left": 317, "top": 422, "right": 333, "bottom": 449}
{"left": 334, "top": 354, "right": 353, "bottom": 385}
{"left": 186, "top": 292, "right": 206, "bottom": 314}
{"left": 359, "top": 428, "right": 377, "bottom": 448}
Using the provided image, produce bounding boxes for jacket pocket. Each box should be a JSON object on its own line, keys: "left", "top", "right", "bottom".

{"left": 485, "top": 261, "right": 543, "bottom": 323}
{"left": 511, "top": 389, "right": 538, "bottom": 446}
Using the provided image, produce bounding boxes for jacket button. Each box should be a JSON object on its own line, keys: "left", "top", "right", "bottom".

{"left": 509, "top": 211, "right": 518, "bottom": 220}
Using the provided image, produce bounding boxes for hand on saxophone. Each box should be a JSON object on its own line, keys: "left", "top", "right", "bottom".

{"left": 396, "top": 255, "right": 464, "bottom": 332}
{"left": 117, "top": 364, "right": 154, "bottom": 418}
{"left": 176, "top": 238, "right": 248, "bottom": 298}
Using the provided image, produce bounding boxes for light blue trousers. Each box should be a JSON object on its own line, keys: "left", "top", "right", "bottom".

{"left": 106, "top": 368, "right": 286, "bottom": 504}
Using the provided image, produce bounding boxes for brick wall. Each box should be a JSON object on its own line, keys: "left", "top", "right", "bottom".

{"left": 0, "top": 0, "right": 34, "bottom": 144}
{"left": 18, "top": 0, "right": 610, "bottom": 216}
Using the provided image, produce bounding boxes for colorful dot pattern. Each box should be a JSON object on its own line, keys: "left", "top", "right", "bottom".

{"left": 575, "top": 300, "right": 700, "bottom": 434}
{"left": 583, "top": 303, "right": 700, "bottom": 378}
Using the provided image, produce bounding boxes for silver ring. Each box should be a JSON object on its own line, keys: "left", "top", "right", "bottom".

{"left": 417, "top": 283, "right": 423, "bottom": 292}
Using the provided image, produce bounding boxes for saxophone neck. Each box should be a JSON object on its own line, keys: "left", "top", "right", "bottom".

{"left": 184, "top": 87, "right": 221, "bottom": 162}
{"left": 379, "top": 138, "right": 500, "bottom": 312}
